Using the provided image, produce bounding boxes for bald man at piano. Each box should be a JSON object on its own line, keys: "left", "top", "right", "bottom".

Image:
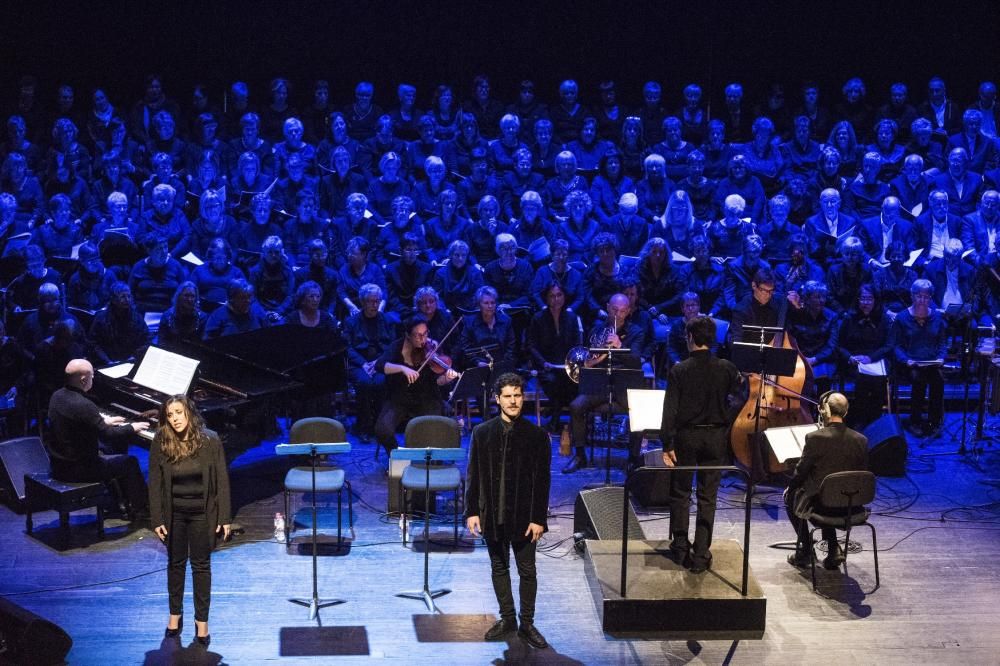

{"left": 45, "top": 358, "right": 151, "bottom": 522}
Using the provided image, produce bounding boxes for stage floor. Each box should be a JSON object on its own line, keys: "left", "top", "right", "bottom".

{"left": 2, "top": 411, "right": 1000, "bottom": 665}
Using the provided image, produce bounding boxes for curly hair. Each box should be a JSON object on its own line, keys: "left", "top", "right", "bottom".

{"left": 156, "top": 395, "right": 209, "bottom": 463}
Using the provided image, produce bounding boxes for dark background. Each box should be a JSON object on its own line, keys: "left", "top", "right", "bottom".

{"left": 2, "top": 0, "right": 998, "bottom": 112}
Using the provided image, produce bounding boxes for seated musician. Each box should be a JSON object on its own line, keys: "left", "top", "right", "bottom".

{"left": 565, "top": 293, "right": 647, "bottom": 474}
{"left": 787, "top": 280, "right": 839, "bottom": 395}
{"left": 836, "top": 284, "right": 892, "bottom": 428}
{"left": 343, "top": 283, "right": 394, "bottom": 442}
{"left": 784, "top": 392, "right": 868, "bottom": 570}
{"left": 455, "top": 285, "right": 517, "bottom": 377}
{"left": 158, "top": 281, "right": 208, "bottom": 348}
{"left": 729, "top": 268, "right": 789, "bottom": 346}
{"left": 372, "top": 316, "right": 460, "bottom": 456}
{"left": 203, "top": 278, "right": 270, "bottom": 339}
{"left": 45, "top": 358, "right": 150, "bottom": 521}
{"left": 525, "top": 281, "right": 583, "bottom": 432}
{"left": 89, "top": 282, "right": 151, "bottom": 366}
{"left": 723, "top": 234, "right": 771, "bottom": 314}
{"left": 890, "top": 278, "right": 948, "bottom": 437}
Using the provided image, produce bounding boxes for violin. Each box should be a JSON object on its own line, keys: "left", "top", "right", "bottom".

{"left": 420, "top": 339, "right": 455, "bottom": 375}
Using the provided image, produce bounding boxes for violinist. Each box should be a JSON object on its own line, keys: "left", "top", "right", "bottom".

{"left": 373, "top": 316, "right": 460, "bottom": 456}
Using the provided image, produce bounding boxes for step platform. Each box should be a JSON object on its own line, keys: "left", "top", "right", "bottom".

{"left": 583, "top": 538, "right": 766, "bottom": 640}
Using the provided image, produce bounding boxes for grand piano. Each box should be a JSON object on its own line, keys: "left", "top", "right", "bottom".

{"left": 94, "top": 324, "right": 347, "bottom": 447}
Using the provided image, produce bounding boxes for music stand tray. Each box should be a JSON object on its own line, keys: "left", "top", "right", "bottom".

{"left": 730, "top": 342, "right": 798, "bottom": 377}
{"left": 275, "top": 441, "right": 351, "bottom": 620}
{"left": 391, "top": 447, "right": 467, "bottom": 613}
{"left": 579, "top": 368, "right": 646, "bottom": 486}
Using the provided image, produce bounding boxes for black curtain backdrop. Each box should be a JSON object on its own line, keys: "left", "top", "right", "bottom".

{"left": 2, "top": 0, "right": 998, "bottom": 113}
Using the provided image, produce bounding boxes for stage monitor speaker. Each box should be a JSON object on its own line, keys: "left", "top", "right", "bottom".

{"left": 864, "top": 415, "right": 908, "bottom": 476}
{"left": 629, "top": 450, "right": 673, "bottom": 508}
{"left": 0, "top": 597, "right": 73, "bottom": 665}
{"left": 574, "top": 486, "right": 644, "bottom": 541}
{"left": 0, "top": 437, "right": 48, "bottom": 513}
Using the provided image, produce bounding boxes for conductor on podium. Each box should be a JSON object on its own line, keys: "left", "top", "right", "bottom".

{"left": 661, "top": 316, "right": 742, "bottom": 574}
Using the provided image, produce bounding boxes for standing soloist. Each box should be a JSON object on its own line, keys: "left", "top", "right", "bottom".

{"left": 149, "top": 395, "right": 232, "bottom": 647}
{"left": 465, "top": 372, "right": 551, "bottom": 649}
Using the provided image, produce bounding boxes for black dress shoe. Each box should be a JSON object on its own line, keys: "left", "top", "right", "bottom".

{"left": 518, "top": 622, "right": 549, "bottom": 649}
{"left": 561, "top": 455, "right": 586, "bottom": 474}
{"left": 689, "top": 553, "right": 712, "bottom": 574}
{"left": 194, "top": 634, "right": 211, "bottom": 648}
{"left": 787, "top": 552, "right": 811, "bottom": 569}
{"left": 484, "top": 618, "right": 517, "bottom": 641}
{"left": 164, "top": 616, "right": 183, "bottom": 638}
{"left": 823, "top": 544, "right": 846, "bottom": 570}
{"left": 669, "top": 537, "right": 690, "bottom": 563}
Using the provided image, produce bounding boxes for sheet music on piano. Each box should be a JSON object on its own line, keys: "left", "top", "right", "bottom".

{"left": 132, "top": 346, "right": 201, "bottom": 397}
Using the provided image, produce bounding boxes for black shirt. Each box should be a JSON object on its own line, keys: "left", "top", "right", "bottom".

{"left": 661, "top": 350, "right": 741, "bottom": 449}
{"left": 45, "top": 385, "right": 136, "bottom": 473}
{"left": 170, "top": 451, "right": 205, "bottom": 513}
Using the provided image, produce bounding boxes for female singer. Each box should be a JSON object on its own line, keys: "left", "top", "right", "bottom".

{"left": 149, "top": 395, "right": 231, "bottom": 647}
{"left": 373, "top": 316, "right": 460, "bottom": 455}
{"left": 526, "top": 282, "right": 582, "bottom": 432}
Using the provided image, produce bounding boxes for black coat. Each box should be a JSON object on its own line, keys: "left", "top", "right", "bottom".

{"left": 787, "top": 423, "right": 868, "bottom": 509}
{"left": 465, "top": 416, "right": 551, "bottom": 540}
{"left": 149, "top": 429, "right": 232, "bottom": 546}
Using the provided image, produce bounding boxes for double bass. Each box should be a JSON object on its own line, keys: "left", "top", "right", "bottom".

{"left": 729, "top": 326, "right": 815, "bottom": 476}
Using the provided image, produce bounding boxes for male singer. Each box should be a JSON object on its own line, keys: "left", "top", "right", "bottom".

{"left": 465, "top": 372, "right": 551, "bottom": 649}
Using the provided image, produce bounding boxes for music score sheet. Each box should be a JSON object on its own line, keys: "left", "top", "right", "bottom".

{"left": 132, "top": 346, "right": 200, "bottom": 397}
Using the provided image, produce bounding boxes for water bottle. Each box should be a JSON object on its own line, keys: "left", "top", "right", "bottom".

{"left": 274, "top": 512, "right": 286, "bottom": 543}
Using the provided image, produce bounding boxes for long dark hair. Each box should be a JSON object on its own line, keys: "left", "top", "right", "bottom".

{"left": 156, "top": 394, "right": 209, "bottom": 462}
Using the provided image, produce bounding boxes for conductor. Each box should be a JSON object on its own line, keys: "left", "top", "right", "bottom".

{"left": 661, "top": 316, "right": 742, "bottom": 573}
{"left": 784, "top": 391, "right": 868, "bottom": 569}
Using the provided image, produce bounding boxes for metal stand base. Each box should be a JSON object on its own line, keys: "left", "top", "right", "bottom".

{"left": 396, "top": 587, "right": 451, "bottom": 613}
{"left": 289, "top": 596, "right": 346, "bottom": 621}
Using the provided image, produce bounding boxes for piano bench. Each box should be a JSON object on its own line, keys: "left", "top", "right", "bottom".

{"left": 24, "top": 473, "right": 109, "bottom": 546}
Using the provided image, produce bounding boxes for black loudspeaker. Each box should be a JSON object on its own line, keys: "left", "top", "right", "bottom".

{"left": 0, "top": 437, "right": 48, "bottom": 512}
{"left": 0, "top": 597, "right": 73, "bottom": 665}
{"left": 629, "top": 450, "right": 673, "bottom": 508}
{"left": 864, "top": 415, "right": 908, "bottom": 476}
{"left": 574, "top": 487, "right": 645, "bottom": 541}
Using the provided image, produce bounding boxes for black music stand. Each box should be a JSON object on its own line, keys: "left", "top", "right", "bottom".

{"left": 579, "top": 358, "right": 646, "bottom": 486}
{"left": 731, "top": 334, "right": 799, "bottom": 477}
{"left": 392, "top": 446, "right": 467, "bottom": 612}
{"left": 275, "top": 441, "right": 351, "bottom": 620}
{"left": 449, "top": 361, "right": 495, "bottom": 424}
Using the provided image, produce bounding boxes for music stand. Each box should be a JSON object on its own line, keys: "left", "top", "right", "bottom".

{"left": 731, "top": 333, "right": 798, "bottom": 477}
{"left": 449, "top": 362, "right": 495, "bottom": 424}
{"left": 275, "top": 441, "right": 351, "bottom": 620}
{"left": 579, "top": 359, "right": 646, "bottom": 486}
{"left": 392, "top": 446, "right": 467, "bottom": 612}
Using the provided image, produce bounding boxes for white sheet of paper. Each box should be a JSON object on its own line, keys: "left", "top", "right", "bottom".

{"left": 181, "top": 252, "right": 204, "bottom": 266}
{"left": 98, "top": 362, "right": 134, "bottom": 379}
{"left": 132, "top": 346, "right": 200, "bottom": 396}
{"left": 904, "top": 248, "right": 923, "bottom": 267}
{"left": 857, "top": 359, "right": 887, "bottom": 376}
{"left": 626, "top": 389, "right": 666, "bottom": 432}
{"left": 765, "top": 423, "right": 820, "bottom": 463}
{"left": 671, "top": 251, "right": 694, "bottom": 263}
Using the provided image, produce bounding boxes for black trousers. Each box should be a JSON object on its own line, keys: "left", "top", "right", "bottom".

{"left": 668, "top": 426, "right": 727, "bottom": 563}
{"left": 167, "top": 508, "right": 213, "bottom": 622}
{"left": 52, "top": 454, "right": 148, "bottom": 512}
{"left": 349, "top": 367, "right": 386, "bottom": 434}
{"left": 906, "top": 366, "right": 944, "bottom": 426}
{"left": 784, "top": 489, "right": 837, "bottom": 553}
{"left": 485, "top": 534, "right": 537, "bottom": 624}
{"left": 569, "top": 393, "right": 641, "bottom": 459}
{"left": 846, "top": 373, "right": 887, "bottom": 430}
{"left": 374, "top": 396, "right": 443, "bottom": 453}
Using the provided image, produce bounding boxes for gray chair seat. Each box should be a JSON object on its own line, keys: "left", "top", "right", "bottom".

{"left": 284, "top": 467, "right": 345, "bottom": 493}
{"left": 401, "top": 465, "right": 461, "bottom": 492}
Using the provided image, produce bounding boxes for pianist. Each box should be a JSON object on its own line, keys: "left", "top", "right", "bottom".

{"left": 45, "top": 358, "right": 151, "bottom": 521}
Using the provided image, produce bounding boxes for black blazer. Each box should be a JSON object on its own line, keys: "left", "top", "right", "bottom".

{"left": 465, "top": 416, "right": 551, "bottom": 540}
{"left": 787, "top": 422, "right": 868, "bottom": 504}
{"left": 149, "top": 429, "right": 232, "bottom": 544}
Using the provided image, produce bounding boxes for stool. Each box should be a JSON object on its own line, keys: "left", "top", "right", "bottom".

{"left": 24, "top": 473, "right": 110, "bottom": 547}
